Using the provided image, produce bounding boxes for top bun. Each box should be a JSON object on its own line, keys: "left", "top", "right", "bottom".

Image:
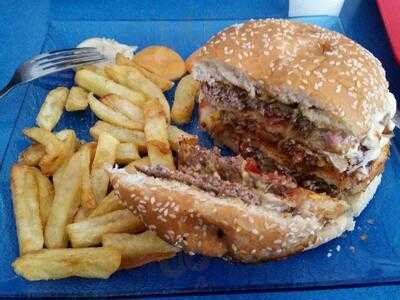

{"left": 186, "top": 19, "right": 396, "bottom": 138}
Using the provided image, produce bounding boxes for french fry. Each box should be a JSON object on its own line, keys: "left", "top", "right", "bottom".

{"left": 104, "top": 64, "right": 170, "bottom": 122}
{"left": 67, "top": 209, "right": 145, "bottom": 248}
{"left": 73, "top": 207, "right": 89, "bottom": 223}
{"left": 88, "top": 93, "right": 143, "bottom": 130}
{"left": 39, "top": 129, "right": 77, "bottom": 176}
{"left": 125, "top": 68, "right": 171, "bottom": 122}
{"left": 80, "top": 143, "right": 96, "bottom": 209}
{"left": 116, "top": 53, "right": 174, "bottom": 91}
{"left": 103, "top": 64, "right": 129, "bottom": 86}
{"left": 102, "top": 232, "right": 178, "bottom": 269}
{"left": 167, "top": 125, "right": 198, "bottom": 152}
{"left": 79, "top": 64, "right": 108, "bottom": 77}
{"left": 88, "top": 191, "right": 124, "bottom": 219}
{"left": 44, "top": 151, "right": 82, "bottom": 249}
{"left": 125, "top": 156, "right": 150, "bottom": 171}
{"left": 12, "top": 247, "right": 121, "bottom": 280}
{"left": 31, "top": 168, "right": 54, "bottom": 227}
{"left": 116, "top": 142, "right": 140, "bottom": 165}
{"left": 19, "top": 144, "right": 46, "bottom": 166}
{"left": 23, "top": 127, "right": 63, "bottom": 158}
{"left": 171, "top": 74, "right": 200, "bottom": 124}
{"left": 144, "top": 98, "right": 175, "bottom": 170}
{"left": 100, "top": 94, "right": 144, "bottom": 125}
{"left": 89, "top": 121, "right": 146, "bottom": 152}
{"left": 36, "top": 87, "right": 69, "bottom": 131}
{"left": 65, "top": 86, "right": 89, "bottom": 111}
{"left": 75, "top": 69, "right": 146, "bottom": 107}
{"left": 91, "top": 132, "right": 119, "bottom": 202}
{"left": 11, "top": 164, "right": 44, "bottom": 254}
{"left": 133, "top": 46, "right": 186, "bottom": 80}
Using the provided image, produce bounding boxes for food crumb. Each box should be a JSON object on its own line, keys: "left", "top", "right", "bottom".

{"left": 349, "top": 246, "right": 356, "bottom": 253}
{"left": 327, "top": 252, "right": 332, "bottom": 258}
{"left": 336, "top": 245, "right": 341, "bottom": 252}
{"left": 360, "top": 234, "right": 368, "bottom": 241}
{"left": 367, "top": 218, "right": 375, "bottom": 225}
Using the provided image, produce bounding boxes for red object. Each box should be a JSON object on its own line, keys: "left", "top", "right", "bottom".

{"left": 245, "top": 159, "right": 261, "bottom": 174}
{"left": 377, "top": 0, "right": 400, "bottom": 65}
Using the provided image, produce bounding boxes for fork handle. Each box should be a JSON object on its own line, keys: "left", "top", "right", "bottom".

{"left": 0, "top": 80, "right": 17, "bottom": 99}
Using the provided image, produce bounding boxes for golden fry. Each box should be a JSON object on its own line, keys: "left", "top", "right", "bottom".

{"left": 79, "top": 143, "right": 96, "bottom": 209}
{"left": 171, "top": 74, "right": 200, "bottom": 124}
{"left": 87, "top": 191, "right": 124, "bottom": 219}
{"left": 11, "top": 164, "right": 44, "bottom": 254}
{"left": 133, "top": 46, "right": 186, "bottom": 80}
{"left": 100, "top": 94, "right": 144, "bottom": 125}
{"left": 102, "top": 231, "right": 178, "bottom": 269}
{"left": 125, "top": 156, "right": 150, "bottom": 171}
{"left": 125, "top": 68, "right": 171, "bottom": 122}
{"left": 23, "top": 127, "right": 63, "bottom": 158}
{"left": 19, "top": 144, "right": 46, "bottom": 166}
{"left": 65, "top": 86, "right": 89, "bottom": 111}
{"left": 44, "top": 150, "right": 82, "bottom": 249}
{"left": 144, "top": 98, "right": 175, "bottom": 170}
{"left": 67, "top": 209, "right": 145, "bottom": 248}
{"left": 39, "top": 129, "right": 77, "bottom": 176}
{"left": 75, "top": 69, "right": 146, "bottom": 107}
{"left": 116, "top": 142, "right": 140, "bottom": 165}
{"left": 167, "top": 125, "right": 198, "bottom": 152}
{"left": 91, "top": 132, "right": 119, "bottom": 202}
{"left": 88, "top": 93, "right": 143, "bottom": 130}
{"left": 36, "top": 87, "right": 69, "bottom": 131}
{"left": 31, "top": 167, "right": 54, "bottom": 227}
{"left": 79, "top": 64, "right": 108, "bottom": 77}
{"left": 73, "top": 207, "right": 89, "bottom": 223}
{"left": 116, "top": 53, "right": 174, "bottom": 91}
{"left": 12, "top": 247, "right": 121, "bottom": 280}
{"left": 89, "top": 121, "right": 146, "bottom": 152}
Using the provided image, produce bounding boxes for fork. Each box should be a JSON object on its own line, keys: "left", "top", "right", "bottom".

{"left": 0, "top": 47, "right": 106, "bottom": 99}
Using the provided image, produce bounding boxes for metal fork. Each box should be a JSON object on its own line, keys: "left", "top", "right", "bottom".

{"left": 0, "top": 47, "right": 106, "bottom": 99}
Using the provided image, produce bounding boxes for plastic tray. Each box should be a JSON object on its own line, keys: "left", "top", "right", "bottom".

{"left": 1, "top": 0, "right": 400, "bottom": 298}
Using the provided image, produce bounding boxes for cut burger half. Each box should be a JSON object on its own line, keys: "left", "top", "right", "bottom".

{"left": 111, "top": 142, "right": 360, "bottom": 262}
{"left": 186, "top": 19, "right": 396, "bottom": 197}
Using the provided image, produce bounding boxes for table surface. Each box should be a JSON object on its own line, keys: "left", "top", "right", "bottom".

{"left": 1, "top": 0, "right": 400, "bottom": 298}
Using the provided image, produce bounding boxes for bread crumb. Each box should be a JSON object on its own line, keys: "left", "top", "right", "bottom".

{"left": 360, "top": 234, "right": 368, "bottom": 241}
{"left": 367, "top": 218, "right": 375, "bottom": 225}
{"left": 336, "top": 245, "right": 341, "bottom": 252}
{"left": 327, "top": 252, "right": 332, "bottom": 258}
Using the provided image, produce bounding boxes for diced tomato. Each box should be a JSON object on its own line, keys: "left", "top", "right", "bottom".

{"left": 199, "top": 99, "right": 208, "bottom": 108}
{"left": 245, "top": 159, "right": 261, "bottom": 174}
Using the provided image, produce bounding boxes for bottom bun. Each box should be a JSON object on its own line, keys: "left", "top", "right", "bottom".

{"left": 310, "top": 174, "right": 381, "bottom": 249}
{"left": 110, "top": 168, "right": 381, "bottom": 263}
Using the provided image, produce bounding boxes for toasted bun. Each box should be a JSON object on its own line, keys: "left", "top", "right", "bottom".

{"left": 110, "top": 167, "right": 382, "bottom": 262}
{"left": 186, "top": 19, "right": 396, "bottom": 138}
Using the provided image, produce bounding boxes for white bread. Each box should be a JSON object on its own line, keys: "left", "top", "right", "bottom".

{"left": 186, "top": 19, "right": 396, "bottom": 139}
{"left": 110, "top": 167, "right": 381, "bottom": 262}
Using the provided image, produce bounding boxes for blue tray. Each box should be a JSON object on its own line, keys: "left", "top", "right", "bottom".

{"left": 1, "top": 0, "right": 400, "bottom": 298}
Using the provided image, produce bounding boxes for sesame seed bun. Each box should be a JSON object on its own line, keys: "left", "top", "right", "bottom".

{"left": 186, "top": 19, "right": 396, "bottom": 138}
{"left": 110, "top": 167, "right": 381, "bottom": 262}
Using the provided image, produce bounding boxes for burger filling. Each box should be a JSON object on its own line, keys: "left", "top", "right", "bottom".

{"left": 136, "top": 142, "right": 347, "bottom": 220}
{"left": 198, "top": 81, "right": 392, "bottom": 194}
{"left": 138, "top": 143, "right": 298, "bottom": 209}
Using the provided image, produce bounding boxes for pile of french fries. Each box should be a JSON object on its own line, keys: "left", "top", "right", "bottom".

{"left": 11, "top": 45, "right": 201, "bottom": 281}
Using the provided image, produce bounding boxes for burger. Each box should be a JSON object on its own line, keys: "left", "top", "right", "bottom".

{"left": 111, "top": 19, "right": 396, "bottom": 262}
